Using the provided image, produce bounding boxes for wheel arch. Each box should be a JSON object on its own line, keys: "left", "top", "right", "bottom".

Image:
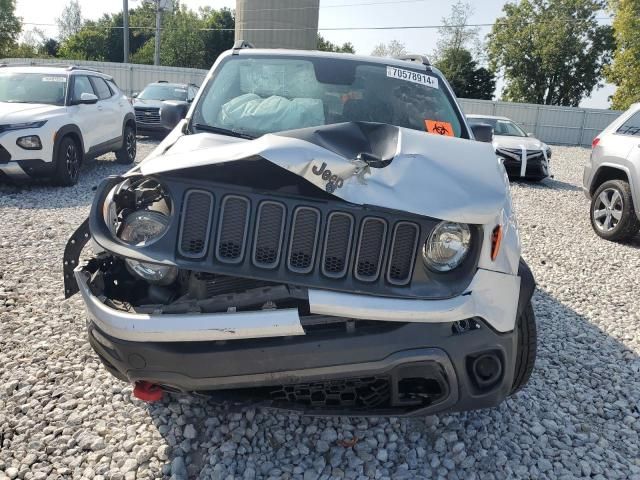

{"left": 54, "top": 124, "right": 85, "bottom": 160}
{"left": 590, "top": 164, "right": 640, "bottom": 221}
{"left": 123, "top": 112, "right": 136, "bottom": 135}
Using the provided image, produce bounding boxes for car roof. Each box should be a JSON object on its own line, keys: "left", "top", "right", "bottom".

{"left": 466, "top": 114, "right": 511, "bottom": 121}
{"left": 0, "top": 64, "right": 112, "bottom": 79}
{"left": 235, "top": 48, "right": 438, "bottom": 72}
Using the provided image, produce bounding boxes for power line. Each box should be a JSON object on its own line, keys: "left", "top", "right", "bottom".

{"left": 236, "top": 0, "right": 427, "bottom": 13}
{"left": 20, "top": 17, "right": 612, "bottom": 32}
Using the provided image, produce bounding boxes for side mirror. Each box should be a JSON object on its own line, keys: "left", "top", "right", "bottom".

{"left": 131, "top": 92, "right": 139, "bottom": 98}
{"left": 76, "top": 92, "right": 98, "bottom": 105}
{"left": 470, "top": 123, "right": 493, "bottom": 143}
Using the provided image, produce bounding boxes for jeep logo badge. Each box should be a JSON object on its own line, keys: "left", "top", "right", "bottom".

{"left": 312, "top": 162, "right": 344, "bottom": 192}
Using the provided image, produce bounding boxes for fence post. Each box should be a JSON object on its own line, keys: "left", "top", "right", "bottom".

{"left": 579, "top": 109, "right": 588, "bottom": 147}
{"left": 128, "top": 64, "right": 134, "bottom": 96}
{"left": 534, "top": 105, "right": 541, "bottom": 138}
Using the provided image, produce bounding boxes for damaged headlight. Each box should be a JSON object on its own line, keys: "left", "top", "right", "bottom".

{"left": 119, "top": 211, "right": 169, "bottom": 246}
{"left": 423, "top": 222, "right": 471, "bottom": 272}
{"left": 125, "top": 259, "right": 178, "bottom": 286}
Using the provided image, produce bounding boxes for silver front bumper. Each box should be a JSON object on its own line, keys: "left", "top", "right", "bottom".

{"left": 75, "top": 267, "right": 521, "bottom": 342}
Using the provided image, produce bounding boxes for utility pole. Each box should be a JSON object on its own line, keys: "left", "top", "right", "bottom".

{"left": 154, "top": 0, "right": 162, "bottom": 66}
{"left": 123, "top": 0, "right": 129, "bottom": 63}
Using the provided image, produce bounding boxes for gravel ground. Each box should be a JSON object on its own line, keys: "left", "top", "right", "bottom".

{"left": 1, "top": 143, "right": 639, "bottom": 480}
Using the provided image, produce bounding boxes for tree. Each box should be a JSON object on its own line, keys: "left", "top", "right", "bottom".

{"left": 435, "top": 48, "right": 495, "bottom": 99}
{"left": 0, "top": 0, "right": 21, "bottom": 57}
{"left": 57, "top": 21, "right": 110, "bottom": 60}
{"left": 487, "top": 0, "right": 613, "bottom": 106}
{"left": 57, "top": 0, "right": 82, "bottom": 42}
{"left": 201, "top": 7, "right": 235, "bottom": 66}
{"left": 159, "top": 6, "right": 206, "bottom": 68}
{"left": 606, "top": 0, "right": 640, "bottom": 109}
{"left": 317, "top": 34, "right": 355, "bottom": 53}
{"left": 432, "top": 1, "right": 495, "bottom": 99}
{"left": 371, "top": 40, "right": 406, "bottom": 57}
{"left": 433, "top": 1, "right": 480, "bottom": 62}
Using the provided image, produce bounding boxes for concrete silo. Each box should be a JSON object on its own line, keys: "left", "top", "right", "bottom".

{"left": 235, "top": 0, "right": 320, "bottom": 50}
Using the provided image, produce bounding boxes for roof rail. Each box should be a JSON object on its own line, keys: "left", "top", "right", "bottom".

{"left": 232, "top": 39, "right": 255, "bottom": 54}
{"left": 158, "top": 80, "right": 168, "bottom": 83}
{"left": 395, "top": 54, "right": 431, "bottom": 68}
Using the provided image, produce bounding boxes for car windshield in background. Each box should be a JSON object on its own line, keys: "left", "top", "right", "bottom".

{"left": 192, "top": 56, "right": 465, "bottom": 139}
{"left": 138, "top": 84, "right": 188, "bottom": 101}
{"left": 474, "top": 118, "right": 527, "bottom": 137}
{"left": 0, "top": 73, "right": 67, "bottom": 106}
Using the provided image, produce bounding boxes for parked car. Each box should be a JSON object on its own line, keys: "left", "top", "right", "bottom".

{"left": 466, "top": 114, "right": 552, "bottom": 181}
{"left": 0, "top": 64, "right": 136, "bottom": 186}
{"left": 63, "top": 46, "right": 536, "bottom": 416}
{"left": 132, "top": 81, "right": 198, "bottom": 136}
{"left": 583, "top": 103, "right": 640, "bottom": 242}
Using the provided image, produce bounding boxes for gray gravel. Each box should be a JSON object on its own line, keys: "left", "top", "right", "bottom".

{"left": 1, "top": 144, "right": 639, "bottom": 479}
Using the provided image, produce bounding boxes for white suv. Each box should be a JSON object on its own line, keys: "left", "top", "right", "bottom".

{"left": 0, "top": 65, "right": 137, "bottom": 186}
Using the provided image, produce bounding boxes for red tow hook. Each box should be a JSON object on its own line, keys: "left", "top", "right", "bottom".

{"left": 133, "top": 381, "right": 164, "bottom": 402}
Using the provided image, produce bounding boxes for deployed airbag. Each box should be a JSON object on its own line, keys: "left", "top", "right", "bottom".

{"left": 218, "top": 93, "right": 325, "bottom": 135}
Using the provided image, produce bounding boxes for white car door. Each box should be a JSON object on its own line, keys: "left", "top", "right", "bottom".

{"left": 69, "top": 75, "right": 100, "bottom": 153}
{"left": 90, "top": 76, "right": 122, "bottom": 145}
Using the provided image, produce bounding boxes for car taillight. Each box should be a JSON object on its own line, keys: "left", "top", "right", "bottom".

{"left": 592, "top": 136, "right": 600, "bottom": 149}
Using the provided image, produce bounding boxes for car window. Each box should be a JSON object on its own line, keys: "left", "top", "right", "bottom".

{"left": 616, "top": 111, "right": 640, "bottom": 137}
{"left": 72, "top": 76, "right": 95, "bottom": 102}
{"left": 469, "top": 118, "right": 527, "bottom": 137}
{"left": 139, "top": 84, "right": 188, "bottom": 101}
{"left": 106, "top": 79, "right": 120, "bottom": 94}
{"left": 90, "top": 77, "right": 112, "bottom": 100}
{"left": 192, "top": 56, "right": 466, "bottom": 139}
{"left": 0, "top": 72, "right": 68, "bottom": 106}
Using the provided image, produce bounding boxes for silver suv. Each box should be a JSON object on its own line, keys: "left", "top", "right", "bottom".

{"left": 583, "top": 103, "right": 640, "bottom": 242}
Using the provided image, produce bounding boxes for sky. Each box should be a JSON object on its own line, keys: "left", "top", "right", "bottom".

{"left": 14, "top": 0, "right": 615, "bottom": 108}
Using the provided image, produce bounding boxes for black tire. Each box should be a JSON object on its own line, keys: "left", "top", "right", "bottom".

{"left": 115, "top": 124, "right": 136, "bottom": 165}
{"left": 590, "top": 179, "right": 640, "bottom": 242}
{"left": 510, "top": 301, "right": 537, "bottom": 395}
{"left": 52, "top": 136, "right": 81, "bottom": 186}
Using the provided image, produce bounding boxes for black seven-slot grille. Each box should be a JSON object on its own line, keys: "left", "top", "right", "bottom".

{"left": 178, "top": 188, "right": 423, "bottom": 288}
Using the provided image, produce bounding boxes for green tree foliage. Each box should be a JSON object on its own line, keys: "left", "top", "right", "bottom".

{"left": 56, "top": 0, "right": 82, "bottom": 42}
{"left": 606, "top": 0, "right": 640, "bottom": 109}
{"left": 487, "top": 0, "right": 613, "bottom": 106}
{"left": 433, "top": 1, "right": 496, "bottom": 99}
{"left": 317, "top": 34, "right": 355, "bottom": 53}
{"left": 435, "top": 48, "right": 496, "bottom": 99}
{"left": 57, "top": 2, "right": 234, "bottom": 68}
{"left": 0, "top": 0, "right": 21, "bottom": 57}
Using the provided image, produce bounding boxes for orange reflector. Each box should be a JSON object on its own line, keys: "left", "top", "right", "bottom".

{"left": 491, "top": 225, "right": 503, "bottom": 261}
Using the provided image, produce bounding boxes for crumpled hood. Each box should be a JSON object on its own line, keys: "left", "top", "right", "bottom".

{"left": 493, "top": 135, "right": 546, "bottom": 151}
{"left": 0, "top": 102, "right": 63, "bottom": 124}
{"left": 140, "top": 122, "right": 508, "bottom": 225}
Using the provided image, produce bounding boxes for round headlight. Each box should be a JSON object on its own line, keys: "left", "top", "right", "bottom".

{"left": 125, "top": 259, "right": 178, "bottom": 285}
{"left": 119, "top": 211, "right": 169, "bottom": 247}
{"left": 423, "top": 222, "right": 471, "bottom": 272}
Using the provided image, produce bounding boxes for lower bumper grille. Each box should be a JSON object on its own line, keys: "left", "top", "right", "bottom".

{"left": 270, "top": 376, "right": 391, "bottom": 408}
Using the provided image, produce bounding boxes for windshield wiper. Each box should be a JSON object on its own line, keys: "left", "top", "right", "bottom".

{"left": 192, "top": 123, "right": 255, "bottom": 140}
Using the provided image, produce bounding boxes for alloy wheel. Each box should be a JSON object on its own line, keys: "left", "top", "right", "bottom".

{"left": 126, "top": 130, "right": 137, "bottom": 161}
{"left": 592, "top": 187, "right": 623, "bottom": 232}
{"left": 65, "top": 143, "right": 79, "bottom": 182}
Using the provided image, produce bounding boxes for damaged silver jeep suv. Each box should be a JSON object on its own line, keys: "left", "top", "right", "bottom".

{"left": 64, "top": 46, "right": 537, "bottom": 416}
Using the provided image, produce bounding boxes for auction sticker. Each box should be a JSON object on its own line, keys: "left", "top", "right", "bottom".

{"left": 42, "top": 76, "right": 67, "bottom": 82}
{"left": 386, "top": 66, "right": 438, "bottom": 89}
{"left": 425, "top": 120, "right": 454, "bottom": 136}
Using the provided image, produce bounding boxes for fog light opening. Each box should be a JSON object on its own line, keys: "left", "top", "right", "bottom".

{"left": 471, "top": 353, "right": 502, "bottom": 387}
